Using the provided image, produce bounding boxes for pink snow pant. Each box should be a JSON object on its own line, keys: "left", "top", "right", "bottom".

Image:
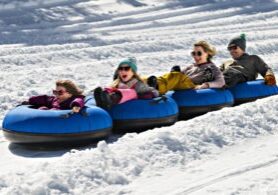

{"left": 105, "top": 87, "right": 138, "bottom": 104}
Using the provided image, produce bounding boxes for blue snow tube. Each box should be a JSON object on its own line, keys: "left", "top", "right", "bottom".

{"left": 2, "top": 97, "right": 112, "bottom": 145}
{"left": 108, "top": 96, "right": 178, "bottom": 132}
{"left": 168, "top": 89, "right": 234, "bottom": 119}
{"left": 228, "top": 79, "right": 278, "bottom": 104}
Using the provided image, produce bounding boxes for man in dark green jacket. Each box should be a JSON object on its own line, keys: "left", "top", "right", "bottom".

{"left": 221, "top": 34, "right": 276, "bottom": 87}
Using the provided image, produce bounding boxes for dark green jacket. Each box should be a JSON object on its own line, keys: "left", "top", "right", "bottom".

{"left": 220, "top": 53, "right": 274, "bottom": 80}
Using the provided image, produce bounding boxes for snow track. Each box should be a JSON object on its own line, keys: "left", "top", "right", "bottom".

{"left": 180, "top": 157, "right": 278, "bottom": 194}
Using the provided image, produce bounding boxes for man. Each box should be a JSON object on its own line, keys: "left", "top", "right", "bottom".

{"left": 221, "top": 34, "right": 276, "bottom": 88}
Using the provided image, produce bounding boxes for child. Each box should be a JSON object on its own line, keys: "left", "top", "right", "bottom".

{"left": 94, "top": 57, "right": 159, "bottom": 109}
{"left": 23, "top": 80, "right": 85, "bottom": 113}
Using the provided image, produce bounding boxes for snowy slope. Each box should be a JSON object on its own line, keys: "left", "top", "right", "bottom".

{"left": 0, "top": 0, "right": 278, "bottom": 194}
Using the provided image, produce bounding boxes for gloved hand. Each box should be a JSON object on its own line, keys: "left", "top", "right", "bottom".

{"left": 16, "top": 100, "right": 29, "bottom": 107}
{"left": 21, "top": 101, "right": 30, "bottom": 105}
{"left": 170, "top": 65, "right": 181, "bottom": 72}
{"left": 264, "top": 74, "right": 276, "bottom": 85}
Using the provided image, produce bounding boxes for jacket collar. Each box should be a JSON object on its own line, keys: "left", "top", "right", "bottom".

{"left": 193, "top": 62, "right": 212, "bottom": 67}
{"left": 235, "top": 53, "right": 249, "bottom": 60}
{"left": 120, "top": 77, "right": 138, "bottom": 87}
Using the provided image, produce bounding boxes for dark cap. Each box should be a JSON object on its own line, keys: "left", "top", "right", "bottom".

{"left": 228, "top": 33, "right": 246, "bottom": 51}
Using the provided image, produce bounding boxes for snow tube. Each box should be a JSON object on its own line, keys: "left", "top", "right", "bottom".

{"left": 168, "top": 89, "right": 234, "bottom": 119}
{"left": 108, "top": 96, "right": 178, "bottom": 132}
{"left": 2, "top": 97, "right": 112, "bottom": 145}
{"left": 228, "top": 79, "right": 278, "bottom": 105}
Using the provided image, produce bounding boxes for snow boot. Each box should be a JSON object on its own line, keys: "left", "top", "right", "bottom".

{"left": 94, "top": 87, "right": 113, "bottom": 110}
{"left": 110, "top": 91, "right": 122, "bottom": 105}
{"left": 170, "top": 65, "right": 181, "bottom": 72}
{"left": 147, "top": 75, "right": 158, "bottom": 89}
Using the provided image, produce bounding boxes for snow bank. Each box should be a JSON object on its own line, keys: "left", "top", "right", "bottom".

{"left": 1, "top": 95, "right": 277, "bottom": 194}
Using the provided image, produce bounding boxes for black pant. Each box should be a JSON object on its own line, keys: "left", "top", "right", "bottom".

{"left": 223, "top": 69, "right": 247, "bottom": 88}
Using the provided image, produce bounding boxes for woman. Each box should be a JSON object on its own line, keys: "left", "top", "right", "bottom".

{"left": 94, "top": 57, "right": 159, "bottom": 109}
{"left": 147, "top": 40, "right": 225, "bottom": 94}
{"left": 23, "top": 80, "right": 85, "bottom": 113}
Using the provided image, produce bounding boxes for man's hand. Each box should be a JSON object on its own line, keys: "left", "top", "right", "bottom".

{"left": 264, "top": 74, "right": 276, "bottom": 85}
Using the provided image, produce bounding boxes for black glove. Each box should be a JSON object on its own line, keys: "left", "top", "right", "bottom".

{"left": 170, "top": 65, "right": 181, "bottom": 72}
{"left": 21, "top": 101, "right": 30, "bottom": 105}
{"left": 16, "top": 101, "right": 29, "bottom": 107}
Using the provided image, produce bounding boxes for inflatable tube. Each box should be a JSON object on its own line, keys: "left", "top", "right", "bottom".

{"left": 169, "top": 89, "right": 234, "bottom": 119}
{"left": 2, "top": 97, "right": 112, "bottom": 145}
{"left": 228, "top": 79, "right": 278, "bottom": 105}
{"left": 108, "top": 96, "right": 178, "bottom": 132}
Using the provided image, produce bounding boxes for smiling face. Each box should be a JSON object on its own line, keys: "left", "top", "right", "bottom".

{"left": 192, "top": 46, "right": 209, "bottom": 65}
{"left": 228, "top": 44, "right": 245, "bottom": 59}
{"left": 118, "top": 64, "right": 134, "bottom": 82}
{"left": 53, "top": 86, "right": 72, "bottom": 102}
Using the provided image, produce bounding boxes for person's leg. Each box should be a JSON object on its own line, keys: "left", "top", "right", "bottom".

{"left": 94, "top": 87, "right": 113, "bottom": 109}
{"left": 175, "top": 72, "right": 195, "bottom": 90}
{"left": 109, "top": 91, "right": 122, "bottom": 104}
{"left": 223, "top": 69, "right": 247, "bottom": 88}
{"left": 157, "top": 72, "right": 195, "bottom": 94}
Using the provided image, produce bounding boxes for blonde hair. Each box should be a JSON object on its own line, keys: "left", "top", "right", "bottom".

{"left": 194, "top": 40, "right": 217, "bottom": 62}
{"left": 111, "top": 73, "right": 144, "bottom": 88}
{"left": 56, "top": 80, "right": 83, "bottom": 96}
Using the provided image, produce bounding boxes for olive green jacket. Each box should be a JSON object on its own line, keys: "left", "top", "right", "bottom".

{"left": 220, "top": 53, "right": 274, "bottom": 80}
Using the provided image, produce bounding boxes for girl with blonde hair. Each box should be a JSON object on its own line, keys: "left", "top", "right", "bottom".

{"left": 94, "top": 57, "right": 159, "bottom": 109}
{"left": 147, "top": 40, "right": 225, "bottom": 94}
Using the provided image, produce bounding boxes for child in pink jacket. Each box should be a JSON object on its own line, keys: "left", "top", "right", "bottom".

{"left": 94, "top": 57, "right": 159, "bottom": 109}
{"left": 24, "top": 80, "right": 85, "bottom": 113}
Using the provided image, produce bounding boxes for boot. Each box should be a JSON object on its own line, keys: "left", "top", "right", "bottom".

{"left": 170, "top": 65, "right": 181, "bottom": 72}
{"left": 94, "top": 87, "right": 113, "bottom": 110}
{"left": 110, "top": 91, "right": 122, "bottom": 105}
{"left": 147, "top": 75, "right": 158, "bottom": 89}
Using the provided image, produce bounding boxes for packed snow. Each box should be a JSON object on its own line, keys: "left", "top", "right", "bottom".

{"left": 0, "top": 0, "right": 278, "bottom": 194}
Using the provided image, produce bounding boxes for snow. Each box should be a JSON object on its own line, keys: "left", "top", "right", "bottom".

{"left": 0, "top": 0, "right": 278, "bottom": 194}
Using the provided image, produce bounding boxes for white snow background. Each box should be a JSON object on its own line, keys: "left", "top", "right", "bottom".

{"left": 0, "top": 0, "right": 278, "bottom": 194}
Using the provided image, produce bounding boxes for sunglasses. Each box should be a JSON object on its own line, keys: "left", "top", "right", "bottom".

{"left": 118, "top": 66, "right": 131, "bottom": 71}
{"left": 53, "top": 89, "right": 67, "bottom": 96}
{"left": 191, "top": 51, "right": 202, "bottom": 56}
{"left": 227, "top": 45, "right": 238, "bottom": 51}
